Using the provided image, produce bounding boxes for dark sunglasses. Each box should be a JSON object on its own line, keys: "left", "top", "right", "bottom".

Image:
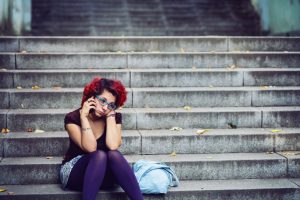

{"left": 95, "top": 95, "right": 117, "bottom": 111}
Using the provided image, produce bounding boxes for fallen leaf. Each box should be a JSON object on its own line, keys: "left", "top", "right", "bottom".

{"left": 209, "top": 85, "right": 214, "bottom": 88}
{"left": 52, "top": 86, "right": 61, "bottom": 90}
{"left": 1, "top": 128, "right": 10, "bottom": 134}
{"left": 46, "top": 156, "right": 53, "bottom": 159}
{"left": 183, "top": 106, "right": 192, "bottom": 110}
{"left": 260, "top": 86, "right": 269, "bottom": 90}
{"left": 266, "top": 151, "right": 274, "bottom": 154}
{"left": 0, "top": 68, "right": 7, "bottom": 71}
{"left": 26, "top": 128, "right": 33, "bottom": 132}
{"left": 0, "top": 188, "right": 6, "bottom": 192}
{"left": 192, "top": 65, "right": 197, "bottom": 70}
{"left": 170, "top": 152, "right": 177, "bottom": 156}
{"left": 180, "top": 48, "right": 185, "bottom": 53}
{"left": 7, "top": 192, "right": 15, "bottom": 195}
{"left": 196, "top": 129, "right": 209, "bottom": 135}
{"left": 270, "top": 129, "right": 282, "bottom": 133}
{"left": 227, "top": 64, "right": 237, "bottom": 71}
{"left": 228, "top": 123, "right": 237, "bottom": 129}
{"left": 169, "top": 127, "right": 183, "bottom": 131}
{"left": 32, "top": 85, "right": 40, "bottom": 90}
{"left": 34, "top": 129, "right": 45, "bottom": 133}
{"left": 16, "top": 86, "right": 22, "bottom": 90}
{"left": 21, "top": 104, "right": 25, "bottom": 108}
{"left": 20, "top": 50, "right": 27, "bottom": 54}
{"left": 117, "top": 51, "right": 122, "bottom": 53}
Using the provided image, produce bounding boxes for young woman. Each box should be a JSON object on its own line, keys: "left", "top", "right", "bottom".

{"left": 60, "top": 77, "right": 144, "bottom": 200}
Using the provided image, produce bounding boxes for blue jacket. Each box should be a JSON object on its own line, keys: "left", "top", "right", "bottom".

{"left": 132, "top": 160, "right": 179, "bottom": 194}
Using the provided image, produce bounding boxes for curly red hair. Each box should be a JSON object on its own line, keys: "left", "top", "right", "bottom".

{"left": 81, "top": 77, "right": 127, "bottom": 108}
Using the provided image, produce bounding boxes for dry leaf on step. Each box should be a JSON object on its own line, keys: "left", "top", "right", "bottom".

{"left": 169, "top": 127, "right": 183, "bottom": 131}
{"left": 260, "top": 86, "right": 269, "bottom": 90}
{"left": 270, "top": 129, "right": 282, "bottom": 133}
{"left": 180, "top": 48, "right": 185, "bottom": 53}
{"left": 34, "top": 129, "right": 45, "bottom": 133}
{"left": 26, "top": 128, "right": 33, "bottom": 132}
{"left": 32, "top": 85, "right": 40, "bottom": 90}
{"left": 170, "top": 152, "right": 177, "bottom": 156}
{"left": 0, "top": 188, "right": 6, "bottom": 192}
{"left": 52, "top": 86, "right": 61, "bottom": 90}
{"left": 46, "top": 156, "right": 53, "bottom": 159}
{"left": 7, "top": 192, "right": 15, "bottom": 195}
{"left": 183, "top": 106, "right": 192, "bottom": 110}
{"left": 1, "top": 128, "right": 10, "bottom": 134}
{"left": 196, "top": 129, "right": 209, "bottom": 135}
{"left": 16, "top": 86, "right": 22, "bottom": 90}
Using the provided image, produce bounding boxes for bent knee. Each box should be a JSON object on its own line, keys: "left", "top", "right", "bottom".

{"left": 88, "top": 150, "right": 107, "bottom": 162}
{"left": 107, "top": 150, "right": 123, "bottom": 161}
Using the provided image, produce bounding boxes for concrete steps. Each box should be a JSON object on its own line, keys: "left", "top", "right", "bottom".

{"left": 1, "top": 52, "right": 300, "bottom": 69}
{"left": 2, "top": 68, "right": 300, "bottom": 88}
{"left": 1, "top": 86, "right": 300, "bottom": 109}
{"left": 0, "top": 179, "right": 299, "bottom": 200}
{"left": 1, "top": 129, "right": 300, "bottom": 157}
{"left": 1, "top": 36, "right": 299, "bottom": 199}
{"left": 1, "top": 152, "right": 299, "bottom": 185}
{"left": 1, "top": 106, "right": 300, "bottom": 131}
{"left": 30, "top": 0, "right": 260, "bottom": 36}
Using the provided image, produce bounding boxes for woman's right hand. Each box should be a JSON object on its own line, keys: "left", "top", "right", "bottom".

{"left": 80, "top": 97, "right": 96, "bottom": 118}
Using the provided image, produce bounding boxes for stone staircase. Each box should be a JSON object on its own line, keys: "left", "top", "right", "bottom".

{"left": 31, "top": 0, "right": 261, "bottom": 36}
{"left": 0, "top": 36, "right": 300, "bottom": 199}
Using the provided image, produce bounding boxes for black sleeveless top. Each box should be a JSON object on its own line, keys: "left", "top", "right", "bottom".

{"left": 62, "top": 108, "right": 122, "bottom": 165}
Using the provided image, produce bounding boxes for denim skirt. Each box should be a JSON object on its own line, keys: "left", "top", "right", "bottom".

{"left": 60, "top": 155, "right": 83, "bottom": 189}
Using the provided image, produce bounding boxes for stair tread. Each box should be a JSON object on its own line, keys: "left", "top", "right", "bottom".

{"left": 2, "top": 152, "right": 300, "bottom": 165}
{"left": 0, "top": 178, "right": 299, "bottom": 196}
{"left": 2, "top": 128, "right": 299, "bottom": 138}
{"left": 2, "top": 106, "right": 299, "bottom": 112}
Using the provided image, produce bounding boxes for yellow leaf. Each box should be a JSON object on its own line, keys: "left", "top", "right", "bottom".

{"left": 170, "top": 152, "right": 177, "bottom": 156}
{"left": 180, "top": 48, "right": 185, "bottom": 53}
{"left": 183, "top": 106, "right": 192, "bottom": 110}
{"left": 46, "top": 156, "right": 53, "bottom": 159}
{"left": 169, "top": 127, "right": 182, "bottom": 131}
{"left": 0, "top": 188, "right": 6, "bottom": 192}
{"left": 1, "top": 128, "right": 10, "bottom": 134}
{"left": 32, "top": 85, "right": 40, "bottom": 90}
{"left": 34, "top": 129, "right": 45, "bottom": 133}
{"left": 16, "top": 86, "right": 22, "bottom": 90}
{"left": 196, "top": 129, "right": 209, "bottom": 135}
{"left": 260, "top": 86, "right": 269, "bottom": 90}
{"left": 270, "top": 129, "right": 282, "bottom": 133}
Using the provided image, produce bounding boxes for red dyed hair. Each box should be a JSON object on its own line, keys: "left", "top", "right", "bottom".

{"left": 81, "top": 77, "right": 127, "bottom": 108}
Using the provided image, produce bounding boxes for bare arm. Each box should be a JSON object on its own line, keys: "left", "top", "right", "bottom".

{"left": 105, "top": 114, "right": 122, "bottom": 150}
{"left": 65, "top": 97, "right": 98, "bottom": 153}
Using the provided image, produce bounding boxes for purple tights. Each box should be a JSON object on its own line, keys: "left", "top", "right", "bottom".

{"left": 66, "top": 150, "right": 144, "bottom": 200}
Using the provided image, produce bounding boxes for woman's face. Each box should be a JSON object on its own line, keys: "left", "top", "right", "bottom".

{"left": 93, "top": 89, "right": 116, "bottom": 117}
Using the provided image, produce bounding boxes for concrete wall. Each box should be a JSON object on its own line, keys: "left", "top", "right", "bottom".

{"left": 0, "top": 0, "right": 31, "bottom": 35}
{"left": 251, "top": 0, "right": 300, "bottom": 35}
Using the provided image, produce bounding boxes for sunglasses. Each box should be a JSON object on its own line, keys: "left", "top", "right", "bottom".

{"left": 95, "top": 95, "right": 117, "bottom": 111}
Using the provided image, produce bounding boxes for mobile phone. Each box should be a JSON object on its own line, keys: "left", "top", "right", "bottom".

{"left": 89, "top": 108, "right": 95, "bottom": 114}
